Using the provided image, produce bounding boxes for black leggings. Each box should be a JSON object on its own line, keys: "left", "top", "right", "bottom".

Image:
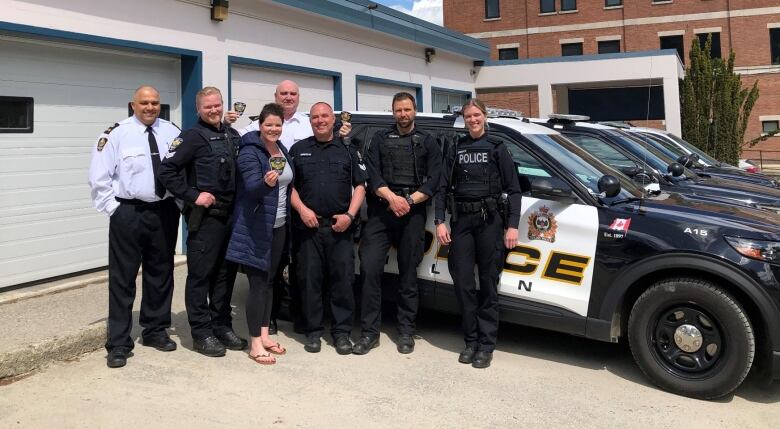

{"left": 245, "top": 226, "right": 287, "bottom": 337}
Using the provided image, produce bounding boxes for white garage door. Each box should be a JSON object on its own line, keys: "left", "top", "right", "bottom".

{"left": 0, "top": 36, "right": 180, "bottom": 288}
{"left": 357, "top": 80, "right": 418, "bottom": 112}
{"left": 231, "top": 65, "right": 334, "bottom": 130}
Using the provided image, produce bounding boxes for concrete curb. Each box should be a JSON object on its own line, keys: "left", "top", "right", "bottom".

{"left": 0, "top": 256, "right": 187, "bottom": 380}
{"left": 0, "top": 324, "right": 107, "bottom": 379}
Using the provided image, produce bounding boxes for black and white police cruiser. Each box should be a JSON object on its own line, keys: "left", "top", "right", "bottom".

{"left": 531, "top": 115, "right": 780, "bottom": 214}
{"left": 346, "top": 109, "right": 780, "bottom": 399}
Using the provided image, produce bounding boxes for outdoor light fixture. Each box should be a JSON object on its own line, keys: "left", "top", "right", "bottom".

{"left": 425, "top": 48, "right": 436, "bottom": 63}
{"left": 211, "top": 0, "right": 229, "bottom": 22}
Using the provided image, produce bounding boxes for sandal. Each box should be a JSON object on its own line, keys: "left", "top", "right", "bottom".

{"left": 248, "top": 351, "right": 276, "bottom": 365}
{"left": 263, "top": 341, "right": 287, "bottom": 355}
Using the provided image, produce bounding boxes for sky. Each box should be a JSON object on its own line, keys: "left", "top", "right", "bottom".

{"left": 373, "top": 0, "right": 443, "bottom": 26}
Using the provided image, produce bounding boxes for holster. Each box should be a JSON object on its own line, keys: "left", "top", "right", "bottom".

{"left": 186, "top": 204, "right": 205, "bottom": 232}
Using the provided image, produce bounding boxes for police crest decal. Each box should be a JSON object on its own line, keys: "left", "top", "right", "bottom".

{"left": 528, "top": 206, "right": 558, "bottom": 243}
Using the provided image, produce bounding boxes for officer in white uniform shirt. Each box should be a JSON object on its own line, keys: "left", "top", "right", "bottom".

{"left": 238, "top": 80, "right": 350, "bottom": 149}
{"left": 88, "top": 85, "right": 181, "bottom": 368}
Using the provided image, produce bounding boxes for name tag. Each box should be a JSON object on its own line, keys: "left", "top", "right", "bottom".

{"left": 298, "top": 153, "right": 312, "bottom": 157}
{"left": 459, "top": 151, "right": 488, "bottom": 164}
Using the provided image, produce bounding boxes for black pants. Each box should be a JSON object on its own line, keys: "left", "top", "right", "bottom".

{"left": 245, "top": 226, "right": 287, "bottom": 337}
{"left": 106, "top": 198, "right": 179, "bottom": 351}
{"left": 448, "top": 210, "right": 505, "bottom": 352}
{"left": 296, "top": 225, "right": 355, "bottom": 340}
{"left": 358, "top": 200, "right": 426, "bottom": 337}
{"left": 184, "top": 214, "right": 237, "bottom": 340}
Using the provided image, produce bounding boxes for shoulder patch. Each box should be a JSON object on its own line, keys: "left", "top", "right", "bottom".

{"left": 96, "top": 137, "right": 108, "bottom": 152}
{"left": 169, "top": 137, "right": 184, "bottom": 152}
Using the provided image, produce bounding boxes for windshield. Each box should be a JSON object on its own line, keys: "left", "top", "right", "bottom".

{"left": 632, "top": 132, "right": 686, "bottom": 160}
{"left": 606, "top": 130, "right": 697, "bottom": 179}
{"left": 660, "top": 132, "right": 725, "bottom": 167}
{"left": 521, "top": 133, "right": 643, "bottom": 199}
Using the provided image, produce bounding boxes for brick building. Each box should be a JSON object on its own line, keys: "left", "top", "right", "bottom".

{"left": 444, "top": 0, "right": 780, "bottom": 154}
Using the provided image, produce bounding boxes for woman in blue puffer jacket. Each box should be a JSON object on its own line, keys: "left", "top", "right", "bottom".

{"left": 227, "top": 103, "right": 293, "bottom": 365}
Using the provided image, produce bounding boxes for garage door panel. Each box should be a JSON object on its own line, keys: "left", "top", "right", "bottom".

{"left": 0, "top": 229, "right": 106, "bottom": 260}
{"left": 0, "top": 154, "right": 88, "bottom": 173}
{"left": 0, "top": 214, "right": 103, "bottom": 242}
{"left": 0, "top": 170, "right": 90, "bottom": 191}
{"left": 1, "top": 187, "right": 91, "bottom": 208}
{"left": 357, "top": 81, "right": 417, "bottom": 112}
{"left": 2, "top": 207, "right": 98, "bottom": 227}
{"left": 0, "top": 245, "right": 107, "bottom": 287}
{"left": 0, "top": 38, "right": 179, "bottom": 287}
{"left": 1, "top": 38, "right": 179, "bottom": 94}
{"left": 231, "top": 66, "right": 333, "bottom": 131}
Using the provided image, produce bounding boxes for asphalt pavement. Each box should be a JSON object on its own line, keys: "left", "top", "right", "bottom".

{"left": 0, "top": 262, "right": 778, "bottom": 428}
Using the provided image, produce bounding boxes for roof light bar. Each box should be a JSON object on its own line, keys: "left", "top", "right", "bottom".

{"left": 547, "top": 113, "right": 590, "bottom": 122}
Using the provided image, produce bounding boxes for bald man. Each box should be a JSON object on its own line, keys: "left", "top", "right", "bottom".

{"left": 88, "top": 85, "right": 181, "bottom": 368}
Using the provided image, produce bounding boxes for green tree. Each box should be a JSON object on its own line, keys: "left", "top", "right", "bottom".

{"left": 680, "top": 35, "right": 759, "bottom": 164}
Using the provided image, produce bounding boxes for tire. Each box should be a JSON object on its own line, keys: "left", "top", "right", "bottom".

{"left": 627, "top": 278, "right": 754, "bottom": 399}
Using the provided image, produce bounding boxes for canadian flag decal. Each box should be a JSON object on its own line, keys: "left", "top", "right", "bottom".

{"left": 608, "top": 218, "right": 631, "bottom": 232}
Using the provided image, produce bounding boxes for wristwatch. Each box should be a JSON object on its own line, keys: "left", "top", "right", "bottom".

{"left": 344, "top": 212, "right": 355, "bottom": 223}
{"left": 434, "top": 218, "right": 445, "bottom": 226}
{"left": 405, "top": 195, "right": 415, "bottom": 206}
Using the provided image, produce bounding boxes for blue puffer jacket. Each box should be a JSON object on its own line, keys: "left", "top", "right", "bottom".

{"left": 226, "top": 131, "right": 293, "bottom": 272}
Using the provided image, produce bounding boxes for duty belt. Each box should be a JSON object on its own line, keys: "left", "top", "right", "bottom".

{"left": 454, "top": 197, "right": 499, "bottom": 214}
{"left": 116, "top": 197, "right": 172, "bottom": 207}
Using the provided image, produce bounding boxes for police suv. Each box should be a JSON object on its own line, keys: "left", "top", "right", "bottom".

{"left": 623, "top": 125, "right": 779, "bottom": 189}
{"left": 531, "top": 117, "right": 780, "bottom": 214}
{"left": 347, "top": 110, "right": 780, "bottom": 399}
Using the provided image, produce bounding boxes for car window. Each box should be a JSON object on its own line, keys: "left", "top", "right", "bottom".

{"left": 565, "top": 134, "right": 637, "bottom": 170}
{"left": 659, "top": 132, "right": 722, "bottom": 166}
{"left": 522, "top": 133, "right": 644, "bottom": 199}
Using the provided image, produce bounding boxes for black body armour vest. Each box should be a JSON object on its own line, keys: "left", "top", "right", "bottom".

{"left": 452, "top": 135, "right": 502, "bottom": 200}
{"left": 379, "top": 131, "right": 428, "bottom": 189}
{"left": 193, "top": 126, "right": 238, "bottom": 204}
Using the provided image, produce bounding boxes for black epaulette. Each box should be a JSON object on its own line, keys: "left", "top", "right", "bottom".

{"left": 171, "top": 122, "right": 182, "bottom": 131}
{"left": 103, "top": 122, "right": 120, "bottom": 135}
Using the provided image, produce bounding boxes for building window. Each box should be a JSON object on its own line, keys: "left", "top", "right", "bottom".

{"left": 605, "top": 0, "right": 622, "bottom": 6}
{"left": 433, "top": 90, "right": 470, "bottom": 114}
{"left": 598, "top": 40, "right": 621, "bottom": 54}
{"left": 660, "top": 35, "right": 685, "bottom": 64}
{"left": 763, "top": 120, "right": 779, "bottom": 135}
{"left": 561, "top": 42, "right": 583, "bottom": 56}
{"left": 540, "top": 0, "right": 556, "bottom": 13}
{"left": 651, "top": 0, "right": 671, "bottom": 3}
{"left": 771, "top": 28, "right": 780, "bottom": 65}
{"left": 127, "top": 103, "right": 171, "bottom": 121}
{"left": 0, "top": 96, "right": 34, "bottom": 133}
{"left": 561, "top": 0, "right": 577, "bottom": 11}
{"left": 697, "top": 32, "right": 721, "bottom": 59}
{"left": 485, "top": 0, "right": 500, "bottom": 19}
{"left": 498, "top": 48, "right": 519, "bottom": 60}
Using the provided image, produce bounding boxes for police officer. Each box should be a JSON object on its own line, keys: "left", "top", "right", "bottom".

{"left": 354, "top": 92, "right": 442, "bottom": 355}
{"left": 434, "top": 99, "right": 521, "bottom": 369}
{"left": 88, "top": 85, "right": 181, "bottom": 368}
{"left": 289, "top": 102, "right": 367, "bottom": 354}
{"left": 158, "top": 86, "right": 247, "bottom": 357}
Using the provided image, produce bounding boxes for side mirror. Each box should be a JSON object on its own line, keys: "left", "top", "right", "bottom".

{"left": 676, "top": 154, "right": 692, "bottom": 167}
{"left": 530, "top": 177, "right": 574, "bottom": 200}
{"left": 598, "top": 175, "right": 621, "bottom": 198}
{"left": 689, "top": 153, "right": 700, "bottom": 163}
{"left": 667, "top": 162, "right": 685, "bottom": 177}
{"left": 620, "top": 166, "right": 640, "bottom": 177}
